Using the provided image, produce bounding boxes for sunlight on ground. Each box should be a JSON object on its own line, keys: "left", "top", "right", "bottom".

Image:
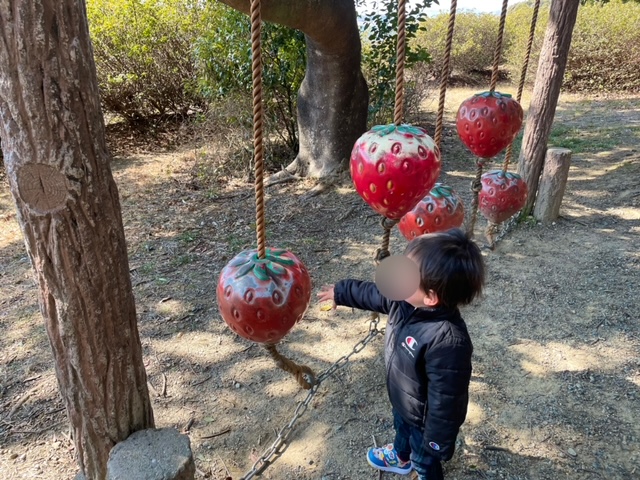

{"left": 511, "top": 337, "right": 637, "bottom": 377}
{"left": 272, "top": 421, "right": 333, "bottom": 476}
{"left": 465, "top": 401, "right": 487, "bottom": 426}
{"left": 151, "top": 331, "right": 239, "bottom": 364}
{"left": 263, "top": 374, "right": 306, "bottom": 399}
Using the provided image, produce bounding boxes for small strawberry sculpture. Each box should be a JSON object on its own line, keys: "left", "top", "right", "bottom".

{"left": 479, "top": 170, "right": 528, "bottom": 224}
{"left": 456, "top": 91, "right": 523, "bottom": 159}
{"left": 350, "top": 124, "right": 441, "bottom": 220}
{"left": 398, "top": 183, "right": 464, "bottom": 240}
{"left": 217, "top": 248, "right": 311, "bottom": 344}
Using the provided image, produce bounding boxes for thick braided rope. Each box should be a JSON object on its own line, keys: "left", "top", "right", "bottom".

{"left": 375, "top": 218, "right": 400, "bottom": 263}
{"left": 503, "top": 0, "right": 541, "bottom": 173}
{"left": 434, "top": 0, "right": 457, "bottom": 149}
{"left": 263, "top": 344, "right": 315, "bottom": 390}
{"left": 394, "top": 0, "right": 407, "bottom": 126}
{"left": 489, "top": 0, "right": 509, "bottom": 93}
{"left": 466, "top": 161, "right": 485, "bottom": 238}
{"left": 377, "top": 0, "right": 407, "bottom": 263}
{"left": 251, "top": 0, "right": 266, "bottom": 259}
{"left": 251, "top": 0, "right": 315, "bottom": 387}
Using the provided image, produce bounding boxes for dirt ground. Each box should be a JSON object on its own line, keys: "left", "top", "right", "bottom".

{"left": 1, "top": 89, "right": 639, "bottom": 480}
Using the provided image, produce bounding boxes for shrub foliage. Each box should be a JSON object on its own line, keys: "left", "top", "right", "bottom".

{"left": 415, "top": 0, "right": 640, "bottom": 92}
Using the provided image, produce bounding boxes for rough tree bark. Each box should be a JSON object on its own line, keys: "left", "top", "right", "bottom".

{"left": 217, "top": 0, "right": 369, "bottom": 178}
{"left": 517, "top": 0, "right": 580, "bottom": 213}
{"left": 0, "top": 2, "right": 154, "bottom": 479}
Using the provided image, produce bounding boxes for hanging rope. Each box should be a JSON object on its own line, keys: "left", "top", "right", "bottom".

{"left": 490, "top": 0, "right": 509, "bottom": 93}
{"left": 251, "top": 0, "right": 266, "bottom": 260}
{"left": 375, "top": 217, "right": 399, "bottom": 263}
{"left": 394, "top": 0, "right": 407, "bottom": 126}
{"left": 503, "top": 0, "right": 541, "bottom": 173}
{"left": 375, "top": 0, "right": 408, "bottom": 261}
{"left": 466, "top": 0, "right": 508, "bottom": 238}
{"left": 434, "top": 0, "right": 457, "bottom": 150}
{"left": 250, "top": 0, "right": 315, "bottom": 388}
{"left": 263, "top": 345, "right": 315, "bottom": 390}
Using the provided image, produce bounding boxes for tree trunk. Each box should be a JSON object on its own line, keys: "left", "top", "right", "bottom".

{"left": 517, "top": 0, "right": 580, "bottom": 213}
{"left": 533, "top": 147, "right": 572, "bottom": 223}
{"left": 0, "top": 2, "right": 154, "bottom": 479}
{"left": 217, "top": 0, "right": 369, "bottom": 178}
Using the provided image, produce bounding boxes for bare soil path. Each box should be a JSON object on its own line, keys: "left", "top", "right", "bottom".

{"left": 1, "top": 90, "right": 639, "bottom": 480}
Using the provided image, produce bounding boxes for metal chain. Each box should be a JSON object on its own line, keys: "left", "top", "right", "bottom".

{"left": 239, "top": 316, "right": 385, "bottom": 480}
{"left": 494, "top": 214, "right": 520, "bottom": 245}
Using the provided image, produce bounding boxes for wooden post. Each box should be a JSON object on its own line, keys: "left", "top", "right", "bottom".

{"left": 533, "top": 148, "right": 572, "bottom": 223}
{"left": 517, "top": 0, "right": 580, "bottom": 214}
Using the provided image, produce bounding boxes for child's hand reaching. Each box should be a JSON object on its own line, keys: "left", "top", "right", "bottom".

{"left": 317, "top": 284, "right": 336, "bottom": 310}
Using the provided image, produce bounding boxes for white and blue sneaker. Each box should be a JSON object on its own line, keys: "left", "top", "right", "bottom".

{"left": 366, "top": 444, "right": 413, "bottom": 475}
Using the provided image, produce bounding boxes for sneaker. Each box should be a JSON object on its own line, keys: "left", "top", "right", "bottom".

{"left": 366, "top": 444, "right": 413, "bottom": 475}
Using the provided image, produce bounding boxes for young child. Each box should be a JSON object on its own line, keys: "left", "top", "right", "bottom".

{"left": 317, "top": 228, "right": 485, "bottom": 479}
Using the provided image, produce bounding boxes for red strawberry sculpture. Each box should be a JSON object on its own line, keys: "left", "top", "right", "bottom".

{"left": 479, "top": 170, "right": 528, "bottom": 224}
{"left": 398, "top": 183, "right": 464, "bottom": 240}
{"left": 217, "top": 248, "right": 311, "bottom": 344}
{"left": 350, "top": 124, "right": 441, "bottom": 220}
{"left": 456, "top": 91, "right": 523, "bottom": 159}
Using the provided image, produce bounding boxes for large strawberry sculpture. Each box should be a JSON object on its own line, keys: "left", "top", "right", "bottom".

{"left": 398, "top": 183, "right": 464, "bottom": 240}
{"left": 456, "top": 91, "right": 523, "bottom": 159}
{"left": 350, "top": 124, "right": 441, "bottom": 220}
{"left": 479, "top": 170, "right": 528, "bottom": 224}
{"left": 217, "top": 248, "right": 311, "bottom": 344}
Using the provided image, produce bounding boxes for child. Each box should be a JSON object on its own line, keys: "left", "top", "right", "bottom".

{"left": 317, "top": 228, "right": 485, "bottom": 479}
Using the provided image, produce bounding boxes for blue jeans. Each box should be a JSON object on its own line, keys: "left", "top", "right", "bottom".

{"left": 393, "top": 409, "right": 444, "bottom": 480}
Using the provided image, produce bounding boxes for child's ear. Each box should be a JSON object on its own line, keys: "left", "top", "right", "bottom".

{"left": 423, "top": 290, "right": 439, "bottom": 307}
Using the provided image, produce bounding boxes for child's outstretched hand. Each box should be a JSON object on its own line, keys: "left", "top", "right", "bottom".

{"left": 317, "top": 284, "right": 336, "bottom": 310}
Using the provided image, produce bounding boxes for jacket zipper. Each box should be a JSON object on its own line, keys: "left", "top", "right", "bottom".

{"left": 386, "top": 307, "right": 418, "bottom": 378}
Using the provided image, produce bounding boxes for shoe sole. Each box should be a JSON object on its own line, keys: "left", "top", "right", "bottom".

{"left": 366, "top": 455, "right": 412, "bottom": 475}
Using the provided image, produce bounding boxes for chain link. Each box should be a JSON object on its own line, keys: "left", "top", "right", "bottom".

{"left": 239, "top": 316, "right": 385, "bottom": 480}
{"left": 494, "top": 214, "right": 520, "bottom": 245}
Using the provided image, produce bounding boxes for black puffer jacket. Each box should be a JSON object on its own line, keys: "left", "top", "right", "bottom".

{"left": 334, "top": 279, "right": 473, "bottom": 461}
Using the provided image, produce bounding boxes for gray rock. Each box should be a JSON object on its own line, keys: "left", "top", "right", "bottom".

{"left": 107, "top": 428, "right": 195, "bottom": 480}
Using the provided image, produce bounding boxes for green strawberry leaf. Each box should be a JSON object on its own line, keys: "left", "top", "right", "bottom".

{"left": 371, "top": 124, "right": 397, "bottom": 136}
{"left": 235, "top": 262, "right": 254, "bottom": 278}
{"left": 228, "top": 257, "right": 250, "bottom": 268}
{"left": 266, "top": 261, "right": 285, "bottom": 276}
{"left": 397, "top": 124, "right": 426, "bottom": 137}
{"left": 266, "top": 253, "right": 295, "bottom": 266}
{"left": 253, "top": 264, "right": 270, "bottom": 282}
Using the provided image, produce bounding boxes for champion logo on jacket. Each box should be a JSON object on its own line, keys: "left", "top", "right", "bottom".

{"left": 401, "top": 336, "right": 418, "bottom": 358}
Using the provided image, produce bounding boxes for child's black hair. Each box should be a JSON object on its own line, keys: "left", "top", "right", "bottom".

{"left": 404, "top": 228, "right": 485, "bottom": 308}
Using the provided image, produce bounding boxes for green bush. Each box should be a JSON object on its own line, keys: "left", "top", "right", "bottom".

{"left": 503, "top": 1, "right": 549, "bottom": 84}
{"left": 359, "top": 1, "right": 433, "bottom": 124}
{"left": 194, "top": 7, "right": 306, "bottom": 153}
{"left": 415, "top": 12, "right": 499, "bottom": 78}
{"left": 86, "top": 0, "right": 212, "bottom": 121}
{"left": 506, "top": 0, "right": 640, "bottom": 92}
{"left": 566, "top": 0, "right": 640, "bottom": 91}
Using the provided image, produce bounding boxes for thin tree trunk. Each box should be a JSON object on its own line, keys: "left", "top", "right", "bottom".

{"left": 517, "top": 0, "right": 580, "bottom": 213}
{"left": 0, "top": 2, "right": 154, "bottom": 479}
{"left": 218, "top": 0, "right": 369, "bottom": 178}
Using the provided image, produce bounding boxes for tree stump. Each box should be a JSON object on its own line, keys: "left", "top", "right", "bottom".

{"left": 533, "top": 148, "right": 572, "bottom": 223}
{"left": 105, "top": 428, "right": 195, "bottom": 480}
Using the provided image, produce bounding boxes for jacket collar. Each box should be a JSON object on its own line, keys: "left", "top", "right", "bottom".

{"left": 404, "top": 304, "right": 461, "bottom": 324}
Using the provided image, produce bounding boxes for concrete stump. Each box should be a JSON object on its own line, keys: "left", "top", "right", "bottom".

{"left": 533, "top": 147, "right": 572, "bottom": 223}
{"left": 106, "top": 428, "right": 195, "bottom": 480}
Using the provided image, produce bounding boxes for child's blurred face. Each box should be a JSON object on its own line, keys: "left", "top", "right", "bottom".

{"left": 404, "top": 254, "right": 430, "bottom": 307}
{"left": 374, "top": 254, "right": 420, "bottom": 301}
